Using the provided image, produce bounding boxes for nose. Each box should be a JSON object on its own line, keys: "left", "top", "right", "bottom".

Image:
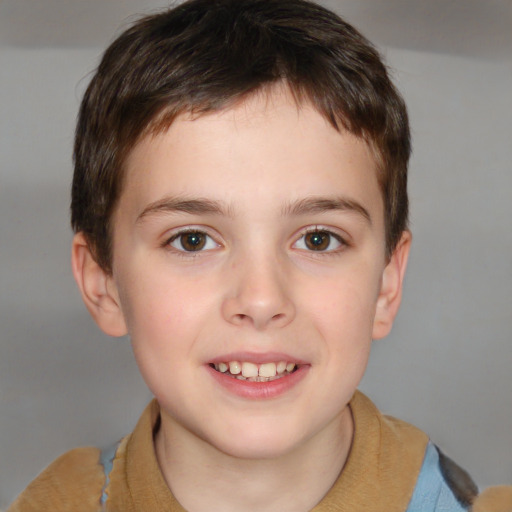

{"left": 221, "top": 254, "right": 296, "bottom": 330}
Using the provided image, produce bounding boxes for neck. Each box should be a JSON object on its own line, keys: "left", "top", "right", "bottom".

{"left": 154, "top": 407, "right": 353, "bottom": 512}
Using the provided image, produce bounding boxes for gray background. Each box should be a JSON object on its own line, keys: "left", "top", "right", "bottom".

{"left": 1, "top": 0, "right": 511, "bottom": 507}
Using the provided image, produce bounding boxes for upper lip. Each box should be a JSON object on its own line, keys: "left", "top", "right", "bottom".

{"left": 207, "top": 352, "right": 308, "bottom": 365}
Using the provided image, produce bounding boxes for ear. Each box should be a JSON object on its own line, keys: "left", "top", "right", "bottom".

{"left": 71, "top": 232, "right": 128, "bottom": 337}
{"left": 372, "top": 231, "right": 411, "bottom": 340}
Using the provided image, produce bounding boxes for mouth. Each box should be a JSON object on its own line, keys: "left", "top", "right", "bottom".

{"left": 209, "top": 361, "right": 298, "bottom": 382}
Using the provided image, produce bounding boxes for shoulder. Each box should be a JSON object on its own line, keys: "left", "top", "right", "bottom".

{"left": 350, "top": 392, "right": 481, "bottom": 512}
{"left": 415, "top": 448, "right": 512, "bottom": 512}
{"left": 8, "top": 447, "right": 105, "bottom": 512}
{"left": 406, "top": 442, "right": 477, "bottom": 512}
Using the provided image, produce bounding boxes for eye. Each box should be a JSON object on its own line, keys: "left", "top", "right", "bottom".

{"left": 169, "top": 230, "right": 219, "bottom": 252}
{"left": 294, "top": 229, "right": 344, "bottom": 252}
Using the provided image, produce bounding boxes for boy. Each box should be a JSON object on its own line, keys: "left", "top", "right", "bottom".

{"left": 8, "top": 0, "right": 511, "bottom": 511}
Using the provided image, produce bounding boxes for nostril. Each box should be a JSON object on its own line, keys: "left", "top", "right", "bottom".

{"left": 221, "top": 292, "right": 295, "bottom": 329}
{"left": 231, "top": 313, "right": 251, "bottom": 326}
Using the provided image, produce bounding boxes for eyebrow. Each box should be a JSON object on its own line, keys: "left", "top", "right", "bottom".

{"left": 137, "top": 194, "right": 371, "bottom": 224}
{"left": 282, "top": 196, "right": 372, "bottom": 224}
{"left": 137, "top": 196, "right": 233, "bottom": 222}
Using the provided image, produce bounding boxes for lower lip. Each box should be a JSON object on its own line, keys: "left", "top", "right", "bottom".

{"left": 206, "top": 365, "right": 309, "bottom": 400}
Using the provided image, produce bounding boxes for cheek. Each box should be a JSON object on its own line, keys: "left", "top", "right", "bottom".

{"left": 303, "top": 265, "right": 382, "bottom": 335}
{"left": 121, "top": 272, "right": 204, "bottom": 396}
{"left": 118, "top": 266, "right": 217, "bottom": 351}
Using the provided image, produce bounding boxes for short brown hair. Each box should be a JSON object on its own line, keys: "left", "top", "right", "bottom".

{"left": 71, "top": 0, "right": 410, "bottom": 271}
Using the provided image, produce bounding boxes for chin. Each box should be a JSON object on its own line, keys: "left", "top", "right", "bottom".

{"left": 217, "top": 439, "right": 297, "bottom": 461}
{"left": 209, "top": 423, "right": 307, "bottom": 461}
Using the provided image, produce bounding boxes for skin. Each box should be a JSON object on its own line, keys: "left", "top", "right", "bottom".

{"left": 72, "top": 86, "right": 411, "bottom": 512}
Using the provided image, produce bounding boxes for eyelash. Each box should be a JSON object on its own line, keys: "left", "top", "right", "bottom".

{"left": 163, "top": 226, "right": 349, "bottom": 257}
{"left": 293, "top": 226, "right": 349, "bottom": 254}
{"left": 164, "top": 228, "right": 220, "bottom": 256}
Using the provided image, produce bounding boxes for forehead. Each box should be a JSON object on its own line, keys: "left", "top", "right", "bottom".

{"left": 118, "top": 88, "right": 383, "bottom": 225}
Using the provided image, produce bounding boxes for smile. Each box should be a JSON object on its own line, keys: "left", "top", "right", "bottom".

{"left": 210, "top": 361, "right": 297, "bottom": 382}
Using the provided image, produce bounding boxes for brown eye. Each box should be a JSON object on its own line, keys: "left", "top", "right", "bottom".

{"left": 173, "top": 232, "right": 207, "bottom": 251}
{"left": 304, "top": 231, "right": 331, "bottom": 251}
{"left": 294, "top": 229, "right": 344, "bottom": 253}
{"left": 169, "top": 230, "right": 219, "bottom": 253}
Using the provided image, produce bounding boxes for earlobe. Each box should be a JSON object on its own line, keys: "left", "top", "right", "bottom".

{"left": 372, "top": 231, "right": 411, "bottom": 340}
{"left": 71, "top": 233, "right": 128, "bottom": 337}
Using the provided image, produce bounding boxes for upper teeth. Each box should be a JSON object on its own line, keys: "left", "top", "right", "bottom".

{"left": 214, "top": 361, "right": 296, "bottom": 379}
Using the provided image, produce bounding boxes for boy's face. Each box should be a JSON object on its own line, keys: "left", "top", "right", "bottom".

{"left": 77, "top": 87, "right": 409, "bottom": 460}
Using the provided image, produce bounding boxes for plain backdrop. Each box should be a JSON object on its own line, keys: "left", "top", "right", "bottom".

{"left": 1, "top": 0, "right": 511, "bottom": 507}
